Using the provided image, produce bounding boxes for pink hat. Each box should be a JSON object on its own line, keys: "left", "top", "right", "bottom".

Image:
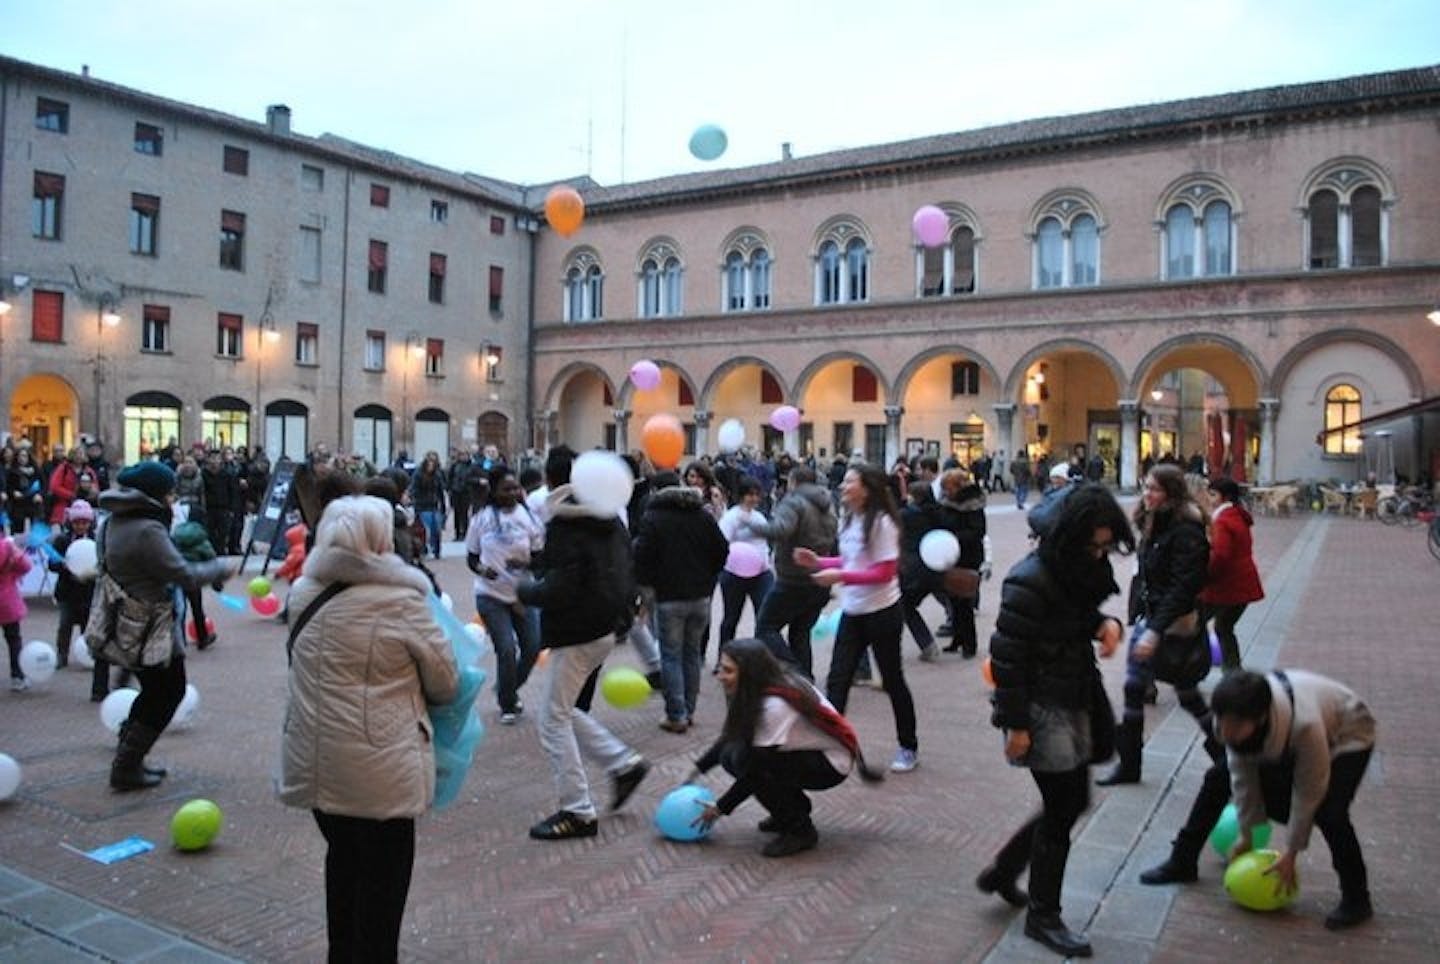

{"left": 66, "top": 499, "right": 95, "bottom": 521}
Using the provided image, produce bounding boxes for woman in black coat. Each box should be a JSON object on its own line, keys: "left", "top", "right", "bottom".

{"left": 978, "top": 485, "right": 1134, "bottom": 958}
{"left": 936, "top": 469, "right": 986, "bottom": 656}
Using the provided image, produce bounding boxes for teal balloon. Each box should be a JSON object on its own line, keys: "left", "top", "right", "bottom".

{"left": 655, "top": 784, "right": 716, "bottom": 842}
{"left": 688, "top": 124, "right": 728, "bottom": 161}
{"left": 813, "top": 610, "right": 842, "bottom": 643}
{"left": 1208, "top": 803, "right": 1272, "bottom": 857}
{"left": 1224, "top": 849, "right": 1298, "bottom": 911}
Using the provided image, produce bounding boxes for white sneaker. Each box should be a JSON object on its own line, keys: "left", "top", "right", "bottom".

{"left": 500, "top": 711, "right": 519, "bottom": 725}
{"left": 919, "top": 643, "right": 940, "bottom": 663}
{"left": 9, "top": 677, "right": 28, "bottom": 692}
{"left": 890, "top": 747, "right": 918, "bottom": 773}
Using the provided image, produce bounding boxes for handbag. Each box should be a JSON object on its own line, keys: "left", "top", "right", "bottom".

{"left": 84, "top": 523, "right": 177, "bottom": 671}
{"left": 1147, "top": 612, "right": 1211, "bottom": 687}
{"left": 1088, "top": 673, "right": 1117, "bottom": 764}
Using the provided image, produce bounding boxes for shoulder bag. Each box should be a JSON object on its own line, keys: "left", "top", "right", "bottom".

{"left": 84, "top": 521, "right": 177, "bottom": 670}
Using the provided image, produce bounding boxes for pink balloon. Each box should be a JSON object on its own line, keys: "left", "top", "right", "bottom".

{"left": 629, "top": 360, "right": 662, "bottom": 392}
{"left": 251, "top": 592, "right": 282, "bottom": 617}
{"left": 726, "top": 542, "right": 767, "bottom": 578}
{"left": 769, "top": 405, "right": 801, "bottom": 432}
{"left": 912, "top": 205, "right": 948, "bottom": 248}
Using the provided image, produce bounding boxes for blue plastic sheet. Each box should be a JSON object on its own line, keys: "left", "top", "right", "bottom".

{"left": 427, "top": 593, "right": 489, "bottom": 809}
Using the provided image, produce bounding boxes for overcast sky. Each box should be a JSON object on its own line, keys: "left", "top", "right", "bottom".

{"left": 5, "top": 0, "right": 1438, "bottom": 187}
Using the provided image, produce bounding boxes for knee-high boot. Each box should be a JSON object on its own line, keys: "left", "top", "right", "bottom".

{"left": 1096, "top": 720, "right": 1142, "bottom": 786}
{"left": 111, "top": 721, "right": 165, "bottom": 791}
{"left": 1024, "top": 832, "right": 1092, "bottom": 957}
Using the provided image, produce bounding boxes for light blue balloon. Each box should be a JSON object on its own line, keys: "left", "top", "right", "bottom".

{"left": 813, "top": 609, "right": 842, "bottom": 643}
{"left": 688, "top": 124, "right": 728, "bottom": 161}
{"left": 655, "top": 784, "right": 716, "bottom": 842}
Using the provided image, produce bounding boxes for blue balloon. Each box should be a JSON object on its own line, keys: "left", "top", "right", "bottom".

{"left": 215, "top": 592, "right": 247, "bottom": 611}
{"left": 27, "top": 522, "right": 53, "bottom": 549}
{"left": 688, "top": 124, "right": 728, "bottom": 162}
{"left": 654, "top": 784, "right": 716, "bottom": 842}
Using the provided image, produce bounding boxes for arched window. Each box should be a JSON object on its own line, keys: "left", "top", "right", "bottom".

{"left": 1165, "top": 206, "right": 1195, "bottom": 278}
{"left": 913, "top": 207, "right": 980, "bottom": 298}
{"left": 1309, "top": 190, "right": 1340, "bottom": 269}
{"left": 1030, "top": 193, "right": 1103, "bottom": 289}
{"left": 724, "top": 251, "right": 746, "bottom": 310}
{"left": 663, "top": 257, "right": 683, "bottom": 315}
{"left": 1155, "top": 177, "right": 1239, "bottom": 279}
{"left": 1351, "top": 185, "right": 1381, "bottom": 267}
{"left": 562, "top": 249, "right": 604, "bottom": 322}
{"left": 818, "top": 241, "right": 842, "bottom": 303}
{"left": 813, "top": 219, "right": 871, "bottom": 306}
{"left": 845, "top": 238, "right": 868, "bottom": 302}
{"left": 1323, "top": 384, "right": 1362, "bottom": 456}
{"left": 1202, "top": 201, "right": 1232, "bottom": 275}
{"left": 1070, "top": 214, "right": 1098, "bottom": 285}
{"left": 1036, "top": 218, "right": 1063, "bottom": 289}
{"left": 637, "top": 239, "right": 683, "bottom": 318}
{"left": 640, "top": 259, "right": 661, "bottom": 317}
{"left": 1301, "top": 160, "right": 1392, "bottom": 270}
{"left": 721, "top": 233, "right": 773, "bottom": 312}
{"left": 751, "top": 249, "right": 771, "bottom": 308}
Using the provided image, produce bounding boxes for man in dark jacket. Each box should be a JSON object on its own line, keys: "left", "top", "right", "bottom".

{"left": 201, "top": 451, "right": 242, "bottom": 555}
{"left": 517, "top": 475, "right": 649, "bottom": 841}
{"left": 742, "top": 466, "right": 838, "bottom": 676}
{"left": 448, "top": 449, "right": 475, "bottom": 541}
{"left": 633, "top": 471, "right": 728, "bottom": 733}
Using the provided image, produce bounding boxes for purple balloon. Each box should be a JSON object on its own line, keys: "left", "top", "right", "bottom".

{"left": 630, "top": 360, "right": 662, "bottom": 392}
{"left": 769, "top": 405, "right": 801, "bottom": 432}
{"left": 725, "top": 542, "right": 767, "bottom": 578}
{"left": 912, "top": 205, "right": 948, "bottom": 248}
{"left": 1209, "top": 631, "right": 1222, "bottom": 666}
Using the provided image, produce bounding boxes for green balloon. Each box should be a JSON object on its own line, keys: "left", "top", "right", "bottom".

{"left": 171, "top": 799, "right": 224, "bottom": 852}
{"left": 1209, "top": 803, "right": 1273, "bottom": 857}
{"left": 600, "top": 667, "right": 651, "bottom": 710}
{"left": 1224, "top": 849, "right": 1298, "bottom": 911}
{"left": 248, "top": 576, "right": 272, "bottom": 598}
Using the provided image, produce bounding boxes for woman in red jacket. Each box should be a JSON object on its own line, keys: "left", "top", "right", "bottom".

{"left": 1198, "top": 477, "right": 1263, "bottom": 672}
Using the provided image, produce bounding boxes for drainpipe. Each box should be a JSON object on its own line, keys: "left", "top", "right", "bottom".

{"left": 336, "top": 169, "right": 352, "bottom": 450}
{"left": 524, "top": 213, "right": 538, "bottom": 454}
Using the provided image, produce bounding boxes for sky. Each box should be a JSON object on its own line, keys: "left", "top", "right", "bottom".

{"left": 4, "top": 0, "right": 1439, "bottom": 188}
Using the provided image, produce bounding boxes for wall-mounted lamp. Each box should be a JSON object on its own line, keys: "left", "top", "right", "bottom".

{"left": 481, "top": 343, "right": 500, "bottom": 367}
{"left": 99, "top": 293, "right": 122, "bottom": 327}
{"left": 1150, "top": 387, "right": 1164, "bottom": 402}
{"left": 0, "top": 274, "right": 31, "bottom": 316}
{"left": 1427, "top": 305, "right": 1440, "bottom": 326}
{"left": 261, "top": 316, "right": 281, "bottom": 344}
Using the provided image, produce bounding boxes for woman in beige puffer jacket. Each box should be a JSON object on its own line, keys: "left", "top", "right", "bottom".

{"left": 279, "top": 495, "right": 458, "bottom": 962}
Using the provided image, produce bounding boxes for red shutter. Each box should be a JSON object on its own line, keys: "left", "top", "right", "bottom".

{"left": 132, "top": 193, "right": 160, "bottom": 215}
{"left": 368, "top": 240, "right": 388, "bottom": 270}
{"left": 852, "top": 365, "right": 878, "bottom": 403}
{"left": 221, "top": 210, "right": 245, "bottom": 232}
{"left": 143, "top": 304, "right": 170, "bottom": 322}
{"left": 370, "top": 183, "right": 390, "bottom": 207}
{"left": 679, "top": 380, "right": 694, "bottom": 407}
{"left": 34, "top": 172, "right": 65, "bottom": 196}
{"left": 430, "top": 253, "right": 447, "bottom": 276}
{"left": 490, "top": 215, "right": 505, "bottom": 235}
{"left": 223, "top": 146, "right": 249, "bottom": 175}
{"left": 426, "top": 338, "right": 443, "bottom": 358}
{"left": 489, "top": 265, "right": 503, "bottom": 297}
{"left": 603, "top": 384, "right": 614, "bottom": 406}
{"left": 32, "top": 290, "right": 63, "bottom": 342}
{"left": 218, "top": 312, "right": 243, "bottom": 331}
{"left": 297, "top": 321, "right": 318, "bottom": 338}
{"left": 760, "top": 370, "right": 782, "bottom": 404}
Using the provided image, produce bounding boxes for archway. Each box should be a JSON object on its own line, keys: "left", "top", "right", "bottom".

{"left": 353, "top": 404, "right": 393, "bottom": 467}
{"left": 124, "top": 390, "right": 182, "bottom": 463}
{"left": 795, "top": 353, "right": 888, "bottom": 464}
{"left": 552, "top": 367, "right": 613, "bottom": 451}
{"left": 264, "top": 399, "right": 309, "bottom": 463}
{"left": 1134, "top": 337, "right": 1263, "bottom": 482}
{"left": 703, "top": 359, "right": 789, "bottom": 455}
{"left": 10, "top": 373, "right": 79, "bottom": 454}
{"left": 1008, "top": 344, "right": 1124, "bottom": 481}
{"left": 896, "top": 348, "right": 1003, "bottom": 470}
{"left": 414, "top": 407, "right": 450, "bottom": 462}
{"left": 202, "top": 395, "right": 251, "bottom": 450}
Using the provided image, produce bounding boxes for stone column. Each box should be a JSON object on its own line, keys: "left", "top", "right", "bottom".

{"left": 883, "top": 405, "right": 904, "bottom": 470}
{"left": 612, "top": 409, "right": 631, "bottom": 454}
{"left": 992, "top": 403, "right": 1016, "bottom": 481}
{"left": 692, "top": 410, "right": 712, "bottom": 458}
{"left": 534, "top": 409, "right": 558, "bottom": 451}
{"left": 1257, "top": 398, "right": 1280, "bottom": 484}
{"left": 1118, "top": 399, "right": 1140, "bottom": 491}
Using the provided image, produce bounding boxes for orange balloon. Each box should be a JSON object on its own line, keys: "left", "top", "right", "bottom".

{"left": 981, "top": 655, "right": 996, "bottom": 688}
{"left": 544, "top": 186, "right": 585, "bottom": 237}
{"left": 641, "top": 413, "right": 685, "bottom": 470}
{"left": 535, "top": 648, "right": 551, "bottom": 669}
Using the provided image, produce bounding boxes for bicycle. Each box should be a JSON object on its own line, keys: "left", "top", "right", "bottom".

{"left": 1377, "top": 486, "right": 1433, "bottom": 527}
{"left": 1429, "top": 513, "right": 1440, "bottom": 563}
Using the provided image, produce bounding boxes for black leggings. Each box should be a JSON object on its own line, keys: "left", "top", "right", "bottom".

{"left": 313, "top": 811, "right": 416, "bottom": 964}
{"left": 825, "top": 603, "right": 916, "bottom": 752}
{"left": 126, "top": 658, "right": 187, "bottom": 732}
{"left": 989, "top": 765, "right": 1091, "bottom": 915}
{"left": 4, "top": 622, "right": 20, "bottom": 679}
{"left": 719, "top": 744, "right": 845, "bottom": 831}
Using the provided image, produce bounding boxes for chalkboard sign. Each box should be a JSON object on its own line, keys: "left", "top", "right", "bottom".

{"left": 246, "top": 458, "right": 298, "bottom": 562}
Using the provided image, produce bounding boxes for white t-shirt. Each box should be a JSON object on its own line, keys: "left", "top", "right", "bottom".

{"left": 718, "top": 505, "right": 771, "bottom": 570}
{"left": 465, "top": 503, "right": 545, "bottom": 603}
{"left": 754, "top": 693, "right": 853, "bottom": 774}
{"left": 525, "top": 485, "right": 550, "bottom": 524}
{"left": 835, "top": 512, "right": 900, "bottom": 615}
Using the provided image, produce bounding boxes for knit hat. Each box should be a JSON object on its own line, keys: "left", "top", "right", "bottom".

{"left": 65, "top": 499, "right": 95, "bottom": 522}
{"left": 117, "top": 461, "right": 177, "bottom": 501}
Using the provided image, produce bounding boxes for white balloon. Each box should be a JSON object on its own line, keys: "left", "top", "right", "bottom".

{"left": 18, "top": 641, "right": 57, "bottom": 684}
{"left": 69, "top": 635, "right": 95, "bottom": 670}
{"left": 173, "top": 684, "right": 200, "bottom": 728}
{"left": 440, "top": 592, "right": 454, "bottom": 613}
{"left": 717, "top": 419, "right": 746, "bottom": 454}
{"left": 0, "top": 753, "right": 21, "bottom": 801}
{"left": 65, "top": 539, "right": 99, "bottom": 581}
{"left": 919, "top": 530, "right": 961, "bottom": 572}
{"left": 462, "top": 622, "right": 490, "bottom": 656}
{"left": 570, "top": 451, "right": 634, "bottom": 517}
{"left": 99, "top": 688, "right": 140, "bottom": 735}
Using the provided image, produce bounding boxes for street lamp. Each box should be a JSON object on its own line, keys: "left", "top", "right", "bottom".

{"left": 1427, "top": 305, "right": 1440, "bottom": 326}
{"left": 402, "top": 332, "right": 424, "bottom": 455}
{"left": 255, "top": 315, "right": 280, "bottom": 443}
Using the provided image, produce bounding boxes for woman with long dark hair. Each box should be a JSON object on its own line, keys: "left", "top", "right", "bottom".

{"left": 406, "top": 451, "right": 448, "bottom": 560}
{"left": 691, "top": 637, "right": 882, "bottom": 857}
{"left": 980, "top": 484, "right": 1134, "bottom": 957}
{"left": 1198, "top": 476, "right": 1262, "bottom": 672}
{"left": 1097, "top": 463, "right": 1210, "bottom": 786}
{"left": 795, "top": 463, "right": 918, "bottom": 773}
{"left": 683, "top": 460, "right": 728, "bottom": 521}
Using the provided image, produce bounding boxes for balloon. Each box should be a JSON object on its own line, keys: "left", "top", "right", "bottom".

{"left": 641, "top": 414, "right": 686, "bottom": 470}
{"left": 570, "top": 451, "right": 634, "bottom": 517}
{"left": 170, "top": 799, "right": 224, "bottom": 851}
{"left": 981, "top": 656, "right": 996, "bottom": 688}
{"left": 251, "top": 593, "right": 281, "bottom": 617}
{"left": 912, "top": 204, "right": 949, "bottom": 248}
{"left": 544, "top": 186, "right": 585, "bottom": 238}
{"left": 919, "top": 530, "right": 961, "bottom": 571}
{"left": 1209, "top": 630, "right": 1223, "bottom": 666}
{"left": 1224, "top": 849, "right": 1298, "bottom": 911}
{"left": 600, "top": 667, "right": 651, "bottom": 709}
{"left": 216, "top": 593, "right": 247, "bottom": 611}
{"left": 64, "top": 540, "right": 98, "bottom": 580}
{"left": 100, "top": 688, "right": 140, "bottom": 734}
{"left": 247, "top": 576, "right": 272, "bottom": 598}
{"left": 688, "top": 124, "right": 728, "bottom": 162}
{"left": 25, "top": 522, "right": 52, "bottom": 549}
{"left": 1208, "top": 803, "right": 1272, "bottom": 857}
{"left": 0, "top": 753, "right": 21, "bottom": 801}
{"left": 18, "top": 641, "right": 56, "bottom": 684}
{"left": 185, "top": 617, "right": 216, "bottom": 643}
{"left": 173, "top": 684, "right": 201, "bottom": 729}
{"left": 769, "top": 405, "right": 801, "bottom": 433}
{"left": 462, "top": 622, "right": 489, "bottom": 653}
{"left": 813, "top": 609, "right": 841, "bottom": 643}
{"left": 629, "top": 360, "right": 662, "bottom": 392}
{"left": 716, "top": 419, "right": 746, "bottom": 454}
{"left": 725, "top": 542, "right": 767, "bottom": 578}
{"left": 655, "top": 784, "right": 717, "bottom": 841}
{"left": 440, "top": 592, "right": 454, "bottom": 613}
{"left": 69, "top": 635, "right": 95, "bottom": 670}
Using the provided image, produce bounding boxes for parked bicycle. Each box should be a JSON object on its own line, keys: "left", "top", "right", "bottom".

{"left": 1376, "top": 485, "right": 1434, "bottom": 527}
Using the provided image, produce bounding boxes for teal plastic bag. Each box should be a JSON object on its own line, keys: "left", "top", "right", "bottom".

{"left": 427, "top": 593, "right": 488, "bottom": 808}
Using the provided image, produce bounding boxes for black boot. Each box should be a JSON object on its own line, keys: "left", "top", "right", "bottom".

{"left": 1026, "top": 833, "right": 1091, "bottom": 957}
{"left": 1096, "top": 720, "right": 1141, "bottom": 786}
{"left": 1024, "top": 913, "right": 1093, "bottom": 958}
{"left": 1324, "top": 894, "right": 1373, "bottom": 930}
{"left": 110, "top": 721, "right": 164, "bottom": 791}
{"left": 1139, "top": 853, "right": 1199, "bottom": 885}
{"left": 117, "top": 722, "right": 169, "bottom": 778}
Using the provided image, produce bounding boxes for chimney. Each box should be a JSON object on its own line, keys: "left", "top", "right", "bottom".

{"left": 81, "top": 64, "right": 90, "bottom": 78}
{"left": 267, "top": 104, "right": 292, "bottom": 136}
{"left": 781, "top": 142, "right": 792, "bottom": 161}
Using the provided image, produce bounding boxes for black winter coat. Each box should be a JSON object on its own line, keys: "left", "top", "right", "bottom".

{"left": 517, "top": 488, "right": 635, "bottom": 648}
{"left": 899, "top": 502, "right": 945, "bottom": 593}
{"left": 937, "top": 484, "right": 986, "bottom": 570}
{"left": 633, "top": 486, "right": 728, "bottom": 602}
{"left": 1132, "top": 505, "right": 1209, "bottom": 632}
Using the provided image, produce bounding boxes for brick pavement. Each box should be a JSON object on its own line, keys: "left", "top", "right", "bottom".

{"left": 0, "top": 503, "right": 1436, "bottom": 962}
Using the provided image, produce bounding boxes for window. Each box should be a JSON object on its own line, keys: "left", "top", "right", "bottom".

{"left": 430, "top": 200, "right": 449, "bottom": 223}
{"left": 425, "top": 338, "right": 444, "bottom": 376}
{"left": 219, "top": 210, "right": 245, "bottom": 270}
{"left": 490, "top": 215, "right": 506, "bottom": 235}
{"left": 32, "top": 172, "right": 64, "bottom": 240}
{"left": 1308, "top": 191, "right": 1339, "bottom": 268}
{"left": 32, "top": 290, "right": 63, "bottom": 343}
{"left": 1350, "top": 186, "right": 1382, "bottom": 267}
{"left": 725, "top": 252, "right": 746, "bottom": 310}
{"left": 951, "top": 361, "right": 980, "bottom": 396}
{"left": 36, "top": 97, "right": 68, "bottom": 133}
{"left": 721, "top": 233, "right": 773, "bottom": 311}
{"left": 638, "top": 241, "right": 683, "bottom": 318}
{"left": 1164, "top": 206, "right": 1195, "bottom": 279}
{"left": 1323, "top": 384, "right": 1362, "bottom": 455}
{"left": 367, "top": 240, "right": 388, "bottom": 294}
{"left": 914, "top": 212, "right": 979, "bottom": 297}
{"left": 814, "top": 222, "right": 871, "bottom": 305}
{"left": 1303, "top": 161, "right": 1390, "bottom": 270}
{"left": 1036, "top": 218, "right": 1063, "bottom": 288}
{"left": 1158, "top": 180, "right": 1237, "bottom": 279}
{"left": 818, "top": 241, "right": 841, "bottom": 303}
{"left": 489, "top": 265, "right": 504, "bottom": 313}
{"left": 298, "top": 226, "right": 321, "bottom": 283}
{"left": 130, "top": 193, "right": 159, "bottom": 255}
{"left": 370, "top": 183, "right": 390, "bottom": 208}
{"left": 1070, "top": 215, "right": 1098, "bottom": 285}
{"left": 142, "top": 305, "right": 170, "bottom": 352}
{"left": 1031, "top": 195, "right": 1102, "bottom": 289}
{"left": 217, "top": 312, "right": 243, "bottom": 357}
{"left": 845, "top": 239, "right": 868, "bottom": 302}
{"left": 428, "top": 253, "right": 447, "bottom": 304}
{"left": 223, "top": 145, "right": 249, "bottom": 175}
{"left": 563, "top": 251, "right": 604, "bottom": 322}
{"left": 295, "top": 322, "right": 319, "bottom": 365}
{"left": 1202, "top": 201, "right": 1232, "bottom": 275}
{"left": 134, "top": 122, "right": 163, "bottom": 155}
{"left": 485, "top": 346, "right": 503, "bottom": 382}
{"left": 364, "top": 331, "right": 386, "bottom": 370}
{"left": 760, "top": 370, "right": 783, "bottom": 404}
{"left": 301, "top": 164, "right": 324, "bottom": 191}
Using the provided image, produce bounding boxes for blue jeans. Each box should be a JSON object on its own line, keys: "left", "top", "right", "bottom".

{"left": 476, "top": 594, "right": 540, "bottom": 714}
{"left": 718, "top": 570, "right": 775, "bottom": 646}
{"left": 1014, "top": 482, "right": 1030, "bottom": 509}
{"left": 417, "top": 509, "right": 442, "bottom": 558}
{"left": 657, "top": 598, "right": 711, "bottom": 723}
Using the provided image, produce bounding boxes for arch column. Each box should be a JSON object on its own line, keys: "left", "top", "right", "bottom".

{"left": 1118, "top": 399, "right": 1140, "bottom": 491}
{"left": 883, "top": 405, "right": 904, "bottom": 470}
{"left": 693, "top": 410, "right": 712, "bottom": 457}
{"left": 1257, "top": 398, "right": 1280, "bottom": 484}
{"left": 612, "top": 409, "right": 631, "bottom": 453}
{"left": 534, "top": 409, "right": 557, "bottom": 451}
{"left": 991, "top": 403, "right": 1016, "bottom": 478}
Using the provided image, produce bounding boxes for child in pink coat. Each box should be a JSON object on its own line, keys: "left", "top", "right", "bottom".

{"left": 1, "top": 536, "right": 33, "bottom": 691}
